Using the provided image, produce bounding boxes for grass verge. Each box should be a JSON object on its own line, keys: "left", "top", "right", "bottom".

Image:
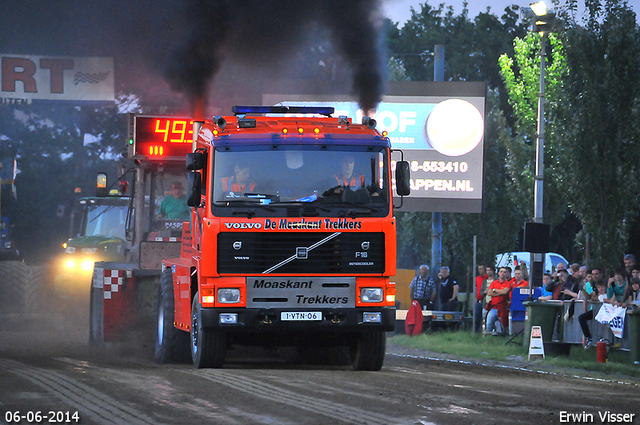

{"left": 389, "top": 331, "right": 640, "bottom": 379}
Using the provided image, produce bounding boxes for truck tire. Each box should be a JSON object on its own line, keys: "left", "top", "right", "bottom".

{"left": 351, "top": 331, "right": 386, "bottom": 371}
{"left": 154, "top": 268, "right": 189, "bottom": 363}
{"left": 0, "top": 261, "right": 28, "bottom": 315}
{"left": 191, "top": 292, "right": 226, "bottom": 368}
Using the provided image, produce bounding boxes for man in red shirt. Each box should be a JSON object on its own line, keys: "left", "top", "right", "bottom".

{"left": 486, "top": 266, "right": 512, "bottom": 334}
{"left": 474, "top": 264, "right": 488, "bottom": 333}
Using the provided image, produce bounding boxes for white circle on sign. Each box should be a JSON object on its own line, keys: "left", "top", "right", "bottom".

{"left": 425, "top": 99, "right": 484, "bottom": 157}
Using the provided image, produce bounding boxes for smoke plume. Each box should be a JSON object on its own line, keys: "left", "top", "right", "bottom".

{"left": 164, "top": 0, "right": 386, "bottom": 113}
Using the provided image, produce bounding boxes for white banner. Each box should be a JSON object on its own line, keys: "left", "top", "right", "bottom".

{"left": 595, "top": 304, "right": 626, "bottom": 338}
{"left": 1, "top": 54, "right": 114, "bottom": 104}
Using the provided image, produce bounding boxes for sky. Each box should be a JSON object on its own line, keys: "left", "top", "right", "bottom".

{"left": 382, "top": 0, "right": 640, "bottom": 24}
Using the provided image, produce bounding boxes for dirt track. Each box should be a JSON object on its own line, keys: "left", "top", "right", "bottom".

{"left": 0, "top": 314, "right": 638, "bottom": 425}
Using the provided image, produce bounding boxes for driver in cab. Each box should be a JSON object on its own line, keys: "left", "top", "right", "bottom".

{"left": 221, "top": 163, "right": 257, "bottom": 195}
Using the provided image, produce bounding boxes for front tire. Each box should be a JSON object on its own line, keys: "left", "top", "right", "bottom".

{"left": 351, "top": 331, "right": 386, "bottom": 371}
{"left": 155, "top": 268, "right": 189, "bottom": 363}
{"left": 191, "top": 292, "right": 227, "bottom": 368}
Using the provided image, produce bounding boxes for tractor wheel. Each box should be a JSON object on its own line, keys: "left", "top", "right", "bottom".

{"left": 154, "top": 268, "right": 189, "bottom": 363}
{"left": 350, "top": 331, "right": 386, "bottom": 371}
{"left": 0, "top": 261, "right": 28, "bottom": 315}
{"left": 191, "top": 292, "right": 226, "bottom": 368}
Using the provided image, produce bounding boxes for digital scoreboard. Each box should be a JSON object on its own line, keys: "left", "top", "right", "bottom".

{"left": 129, "top": 115, "right": 195, "bottom": 160}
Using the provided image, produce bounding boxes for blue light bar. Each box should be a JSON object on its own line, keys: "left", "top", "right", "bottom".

{"left": 231, "top": 105, "right": 335, "bottom": 116}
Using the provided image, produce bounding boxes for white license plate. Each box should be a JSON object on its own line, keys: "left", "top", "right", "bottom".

{"left": 281, "top": 311, "right": 322, "bottom": 321}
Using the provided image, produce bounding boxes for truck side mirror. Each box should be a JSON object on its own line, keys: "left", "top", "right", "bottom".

{"left": 96, "top": 172, "right": 108, "bottom": 197}
{"left": 186, "top": 152, "right": 205, "bottom": 171}
{"left": 187, "top": 172, "right": 202, "bottom": 207}
{"left": 395, "top": 161, "right": 411, "bottom": 196}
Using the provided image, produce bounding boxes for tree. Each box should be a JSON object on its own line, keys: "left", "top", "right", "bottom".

{"left": 498, "top": 32, "right": 569, "bottom": 233}
{"left": 556, "top": 0, "right": 640, "bottom": 269}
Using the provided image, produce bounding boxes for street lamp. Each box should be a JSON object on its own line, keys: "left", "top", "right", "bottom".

{"left": 522, "top": 2, "right": 556, "bottom": 290}
{"left": 526, "top": 1, "right": 556, "bottom": 224}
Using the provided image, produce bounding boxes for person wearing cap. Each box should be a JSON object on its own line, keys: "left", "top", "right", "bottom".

{"left": 157, "top": 181, "right": 190, "bottom": 220}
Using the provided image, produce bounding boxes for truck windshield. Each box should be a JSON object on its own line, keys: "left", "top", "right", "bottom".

{"left": 212, "top": 147, "right": 389, "bottom": 212}
{"left": 85, "top": 204, "right": 128, "bottom": 240}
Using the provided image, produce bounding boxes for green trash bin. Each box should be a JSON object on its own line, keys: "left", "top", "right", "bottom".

{"left": 627, "top": 309, "right": 640, "bottom": 365}
{"left": 523, "top": 301, "right": 562, "bottom": 349}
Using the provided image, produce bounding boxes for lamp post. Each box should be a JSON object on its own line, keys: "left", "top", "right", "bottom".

{"left": 528, "top": 1, "right": 555, "bottom": 224}
{"left": 522, "top": 2, "right": 556, "bottom": 291}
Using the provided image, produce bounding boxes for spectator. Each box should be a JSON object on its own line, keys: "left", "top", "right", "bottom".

{"left": 570, "top": 263, "right": 583, "bottom": 288}
{"left": 509, "top": 267, "right": 528, "bottom": 302}
{"left": 485, "top": 267, "right": 511, "bottom": 335}
{"left": 592, "top": 267, "right": 606, "bottom": 287}
{"left": 558, "top": 269, "right": 579, "bottom": 301}
{"left": 538, "top": 273, "right": 557, "bottom": 301}
{"left": 579, "top": 269, "right": 596, "bottom": 300}
{"left": 624, "top": 254, "right": 637, "bottom": 281}
{"left": 631, "top": 266, "right": 640, "bottom": 280}
{"left": 409, "top": 265, "right": 436, "bottom": 310}
{"left": 481, "top": 266, "right": 496, "bottom": 308}
{"left": 578, "top": 281, "right": 609, "bottom": 349}
{"left": 607, "top": 268, "right": 628, "bottom": 307}
{"left": 438, "top": 266, "right": 458, "bottom": 311}
{"left": 474, "top": 264, "right": 488, "bottom": 333}
{"left": 553, "top": 262, "right": 567, "bottom": 281}
{"left": 157, "top": 181, "right": 190, "bottom": 220}
{"left": 626, "top": 278, "right": 640, "bottom": 307}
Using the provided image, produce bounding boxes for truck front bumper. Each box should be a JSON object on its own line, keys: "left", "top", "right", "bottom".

{"left": 200, "top": 307, "right": 395, "bottom": 333}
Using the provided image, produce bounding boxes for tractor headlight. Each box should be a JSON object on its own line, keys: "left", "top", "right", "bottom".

{"left": 360, "top": 288, "right": 383, "bottom": 303}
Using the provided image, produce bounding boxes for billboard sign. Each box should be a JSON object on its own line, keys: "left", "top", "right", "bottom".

{"left": 264, "top": 82, "right": 486, "bottom": 213}
{"left": 1, "top": 54, "right": 114, "bottom": 105}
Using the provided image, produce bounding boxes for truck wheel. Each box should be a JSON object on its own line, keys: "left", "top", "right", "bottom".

{"left": 155, "top": 268, "right": 189, "bottom": 363}
{"left": 351, "top": 331, "right": 386, "bottom": 371}
{"left": 191, "top": 292, "right": 226, "bottom": 368}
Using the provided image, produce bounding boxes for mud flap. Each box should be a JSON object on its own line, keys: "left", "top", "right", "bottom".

{"left": 89, "top": 262, "right": 139, "bottom": 344}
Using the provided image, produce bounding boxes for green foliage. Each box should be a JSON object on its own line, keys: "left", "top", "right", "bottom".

{"left": 556, "top": 0, "right": 640, "bottom": 269}
{"left": 0, "top": 104, "right": 124, "bottom": 263}
{"left": 498, "top": 32, "right": 569, "bottom": 229}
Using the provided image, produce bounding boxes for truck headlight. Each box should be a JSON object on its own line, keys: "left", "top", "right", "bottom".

{"left": 217, "top": 288, "right": 240, "bottom": 304}
{"left": 360, "top": 288, "right": 383, "bottom": 303}
{"left": 65, "top": 246, "right": 76, "bottom": 253}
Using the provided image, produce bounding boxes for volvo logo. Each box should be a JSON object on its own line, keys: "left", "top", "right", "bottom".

{"left": 361, "top": 241, "right": 370, "bottom": 251}
{"left": 233, "top": 241, "right": 242, "bottom": 250}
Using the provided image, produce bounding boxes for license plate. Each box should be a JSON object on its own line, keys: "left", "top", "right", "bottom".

{"left": 444, "top": 314, "right": 454, "bottom": 320}
{"left": 281, "top": 311, "right": 322, "bottom": 321}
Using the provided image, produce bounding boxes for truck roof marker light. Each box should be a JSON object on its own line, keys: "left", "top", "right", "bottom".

{"left": 382, "top": 131, "right": 388, "bottom": 137}
{"left": 313, "top": 127, "right": 320, "bottom": 134}
{"left": 298, "top": 127, "right": 304, "bottom": 134}
{"left": 213, "top": 129, "right": 219, "bottom": 136}
{"left": 282, "top": 128, "right": 288, "bottom": 134}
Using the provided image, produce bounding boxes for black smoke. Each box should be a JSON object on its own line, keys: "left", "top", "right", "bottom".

{"left": 164, "top": 0, "right": 386, "bottom": 113}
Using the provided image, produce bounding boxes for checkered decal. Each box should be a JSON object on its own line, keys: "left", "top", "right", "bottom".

{"left": 103, "top": 270, "right": 132, "bottom": 299}
{"left": 532, "top": 327, "right": 542, "bottom": 338}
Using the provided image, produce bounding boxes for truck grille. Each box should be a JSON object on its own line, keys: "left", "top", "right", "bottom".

{"left": 218, "top": 232, "right": 384, "bottom": 274}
